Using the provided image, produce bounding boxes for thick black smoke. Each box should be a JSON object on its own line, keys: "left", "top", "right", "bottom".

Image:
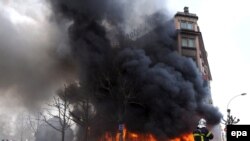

{"left": 48, "top": 0, "right": 222, "bottom": 140}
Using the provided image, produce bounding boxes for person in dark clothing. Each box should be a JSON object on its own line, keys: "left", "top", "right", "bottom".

{"left": 193, "top": 118, "right": 214, "bottom": 141}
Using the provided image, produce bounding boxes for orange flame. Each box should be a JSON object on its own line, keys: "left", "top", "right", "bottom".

{"left": 100, "top": 127, "right": 194, "bottom": 141}
{"left": 169, "top": 133, "right": 194, "bottom": 141}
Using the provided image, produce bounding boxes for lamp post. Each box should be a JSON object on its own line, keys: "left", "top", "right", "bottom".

{"left": 223, "top": 93, "right": 247, "bottom": 125}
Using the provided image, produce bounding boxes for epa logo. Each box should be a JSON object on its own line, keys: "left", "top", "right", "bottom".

{"left": 227, "top": 125, "right": 250, "bottom": 140}
{"left": 231, "top": 131, "right": 247, "bottom": 138}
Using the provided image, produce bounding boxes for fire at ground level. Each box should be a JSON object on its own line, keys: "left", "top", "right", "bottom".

{"left": 98, "top": 127, "right": 194, "bottom": 141}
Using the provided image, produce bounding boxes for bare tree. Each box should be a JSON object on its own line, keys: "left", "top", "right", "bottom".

{"left": 42, "top": 86, "right": 72, "bottom": 141}
{"left": 70, "top": 97, "right": 94, "bottom": 141}
{"left": 94, "top": 68, "right": 141, "bottom": 141}
{"left": 62, "top": 82, "right": 96, "bottom": 141}
{"left": 27, "top": 112, "right": 42, "bottom": 139}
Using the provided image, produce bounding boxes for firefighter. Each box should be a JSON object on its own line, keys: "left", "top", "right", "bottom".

{"left": 193, "top": 118, "right": 214, "bottom": 141}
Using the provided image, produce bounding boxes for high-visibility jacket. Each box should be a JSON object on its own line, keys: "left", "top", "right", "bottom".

{"left": 193, "top": 127, "right": 214, "bottom": 141}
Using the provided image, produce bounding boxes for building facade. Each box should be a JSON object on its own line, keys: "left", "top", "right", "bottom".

{"left": 174, "top": 7, "right": 212, "bottom": 82}
{"left": 175, "top": 7, "right": 223, "bottom": 141}
{"left": 175, "top": 7, "right": 213, "bottom": 105}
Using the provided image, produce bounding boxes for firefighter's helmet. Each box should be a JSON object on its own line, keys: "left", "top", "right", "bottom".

{"left": 198, "top": 118, "right": 206, "bottom": 128}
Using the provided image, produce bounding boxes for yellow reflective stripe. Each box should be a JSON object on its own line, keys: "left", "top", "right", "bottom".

{"left": 206, "top": 131, "right": 212, "bottom": 137}
{"left": 194, "top": 133, "right": 206, "bottom": 136}
{"left": 193, "top": 133, "right": 200, "bottom": 136}
{"left": 201, "top": 136, "right": 204, "bottom": 141}
{"left": 193, "top": 133, "right": 205, "bottom": 141}
{"left": 193, "top": 134, "right": 203, "bottom": 141}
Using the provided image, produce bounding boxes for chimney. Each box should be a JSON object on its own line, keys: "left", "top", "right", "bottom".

{"left": 184, "top": 7, "right": 189, "bottom": 13}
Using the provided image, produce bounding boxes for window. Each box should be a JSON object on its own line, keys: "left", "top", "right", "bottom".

{"left": 181, "top": 38, "right": 188, "bottom": 46}
{"left": 180, "top": 21, "right": 193, "bottom": 30}
{"left": 181, "top": 37, "right": 195, "bottom": 48}
{"left": 180, "top": 22, "right": 186, "bottom": 29}
{"left": 187, "top": 23, "right": 193, "bottom": 29}
{"left": 188, "top": 38, "right": 195, "bottom": 47}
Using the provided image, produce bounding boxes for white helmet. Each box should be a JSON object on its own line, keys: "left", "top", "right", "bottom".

{"left": 198, "top": 118, "right": 206, "bottom": 128}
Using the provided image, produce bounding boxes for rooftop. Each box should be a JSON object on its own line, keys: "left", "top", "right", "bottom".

{"left": 174, "top": 7, "right": 198, "bottom": 19}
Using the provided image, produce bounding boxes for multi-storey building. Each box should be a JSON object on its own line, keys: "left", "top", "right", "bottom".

{"left": 122, "top": 7, "right": 213, "bottom": 104}
{"left": 175, "top": 7, "right": 223, "bottom": 141}
{"left": 174, "top": 7, "right": 212, "bottom": 82}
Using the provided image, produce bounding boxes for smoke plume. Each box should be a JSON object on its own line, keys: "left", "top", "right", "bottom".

{"left": 48, "top": 0, "right": 222, "bottom": 140}
{"left": 35, "top": 117, "right": 74, "bottom": 141}
{"left": 0, "top": 0, "right": 76, "bottom": 109}
{"left": 0, "top": 0, "right": 222, "bottom": 140}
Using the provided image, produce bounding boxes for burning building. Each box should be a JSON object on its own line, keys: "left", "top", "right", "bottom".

{"left": 174, "top": 7, "right": 213, "bottom": 104}
{"left": 175, "top": 7, "right": 212, "bottom": 81}
{"left": 174, "top": 7, "right": 222, "bottom": 141}
{"left": 47, "top": 1, "right": 222, "bottom": 141}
